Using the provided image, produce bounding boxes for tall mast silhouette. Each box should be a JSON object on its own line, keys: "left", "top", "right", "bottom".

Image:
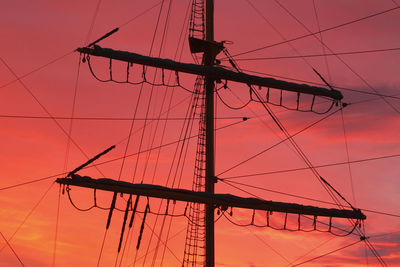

{"left": 57, "top": 1, "right": 365, "bottom": 266}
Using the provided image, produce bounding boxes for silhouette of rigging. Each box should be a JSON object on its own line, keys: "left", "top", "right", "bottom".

{"left": 56, "top": 1, "right": 366, "bottom": 266}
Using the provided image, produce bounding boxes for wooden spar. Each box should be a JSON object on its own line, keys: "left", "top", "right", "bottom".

{"left": 56, "top": 175, "right": 366, "bottom": 220}
{"left": 76, "top": 46, "right": 343, "bottom": 100}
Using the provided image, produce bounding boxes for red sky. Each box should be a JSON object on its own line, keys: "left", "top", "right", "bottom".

{"left": 1, "top": 0, "right": 400, "bottom": 266}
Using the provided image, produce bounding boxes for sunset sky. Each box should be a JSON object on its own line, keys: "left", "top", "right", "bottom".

{"left": 1, "top": 0, "right": 400, "bottom": 266}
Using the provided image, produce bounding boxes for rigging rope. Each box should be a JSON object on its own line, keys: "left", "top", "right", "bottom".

{"left": 223, "top": 48, "right": 336, "bottom": 113}
{"left": 0, "top": 182, "right": 56, "bottom": 254}
{"left": 84, "top": 54, "right": 196, "bottom": 93}
{"left": 221, "top": 212, "right": 359, "bottom": 236}
{"left": 273, "top": 0, "right": 399, "bottom": 113}
{"left": 218, "top": 106, "right": 343, "bottom": 176}
{"left": 0, "top": 231, "right": 24, "bottom": 266}
{"left": 224, "top": 7, "right": 369, "bottom": 250}
{"left": 222, "top": 49, "right": 355, "bottom": 216}
{"left": 219, "top": 180, "right": 361, "bottom": 237}
{"left": 226, "top": 47, "right": 400, "bottom": 61}
{"left": 63, "top": 53, "right": 82, "bottom": 174}
{"left": 241, "top": 68, "right": 400, "bottom": 100}
{"left": 51, "top": 185, "right": 61, "bottom": 267}
{"left": 312, "top": 0, "right": 332, "bottom": 83}
{"left": 0, "top": 57, "right": 106, "bottom": 178}
{"left": 84, "top": 0, "right": 103, "bottom": 45}
{"left": 0, "top": 2, "right": 161, "bottom": 92}
{"left": 340, "top": 105, "right": 357, "bottom": 205}
{"left": 291, "top": 239, "right": 363, "bottom": 267}
{"left": 226, "top": 6, "right": 400, "bottom": 58}
{"left": 220, "top": 179, "right": 400, "bottom": 218}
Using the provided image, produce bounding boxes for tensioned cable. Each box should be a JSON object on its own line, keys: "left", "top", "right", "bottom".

{"left": 340, "top": 105, "right": 357, "bottom": 205}
{"left": 138, "top": 30, "right": 177, "bottom": 184}
{"left": 0, "top": 119, "right": 247, "bottom": 192}
{"left": 129, "top": 206, "right": 189, "bottom": 265}
{"left": 136, "top": 1, "right": 182, "bottom": 265}
{"left": 0, "top": 2, "right": 161, "bottom": 92}
{"left": 224, "top": 47, "right": 359, "bottom": 231}
{"left": 244, "top": 0, "right": 319, "bottom": 78}
{"left": 222, "top": 214, "right": 291, "bottom": 264}
{"left": 96, "top": 228, "right": 108, "bottom": 267}
{"left": 2, "top": 3, "right": 167, "bottom": 262}
{"left": 312, "top": 0, "right": 332, "bottom": 83}
{"left": 262, "top": 0, "right": 353, "bottom": 211}
{"left": 0, "top": 50, "right": 74, "bottom": 90}
{"left": 63, "top": 53, "right": 82, "bottom": 174}
{"left": 51, "top": 186, "right": 61, "bottom": 267}
{"left": 134, "top": 227, "right": 186, "bottom": 264}
{"left": 223, "top": 48, "right": 341, "bottom": 188}
{"left": 119, "top": 1, "right": 162, "bottom": 28}
{"left": 83, "top": 95, "right": 192, "bottom": 151}
{"left": 314, "top": 0, "right": 353, "bottom": 213}
{"left": 138, "top": 0, "right": 174, "bottom": 187}
{"left": 286, "top": 235, "right": 336, "bottom": 267}
{"left": 226, "top": 6, "right": 400, "bottom": 58}
{"left": 291, "top": 239, "right": 362, "bottom": 266}
{"left": 162, "top": 85, "right": 200, "bottom": 265}
{"left": 130, "top": 10, "right": 193, "bottom": 267}
{"left": 228, "top": 46, "right": 374, "bottom": 238}
{"left": 222, "top": 152, "right": 400, "bottom": 179}
{"left": 124, "top": 214, "right": 182, "bottom": 266}
{"left": 0, "top": 231, "right": 24, "bottom": 266}
{"left": 157, "top": 84, "right": 200, "bottom": 265}
{"left": 221, "top": 179, "right": 400, "bottom": 218}
{"left": 122, "top": 88, "right": 194, "bottom": 264}
{"left": 273, "top": 0, "right": 399, "bottom": 113}
{"left": 219, "top": 50, "right": 338, "bottom": 187}
{"left": 131, "top": 8, "right": 216, "bottom": 258}
{"left": 121, "top": 0, "right": 166, "bottom": 185}
{"left": 260, "top": 0, "right": 389, "bottom": 237}
{"left": 251, "top": 229, "right": 291, "bottom": 265}
{"left": 218, "top": 64, "right": 400, "bottom": 104}
{"left": 363, "top": 238, "right": 387, "bottom": 267}
{"left": 363, "top": 223, "right": 369, "bottom": 266}
{"left": 81, "top": 0, "right": 111, "bottom": 264}
{"left": 370, "top": 230, "right": 400, "bottom": 238}
{"left": 121, "top": 7, "right": 196, "bottom": 265}
{"left": 159, "top": 94, "right": 200, "bottom": 267}
{"left": 226, "top": 46, "right": 366, "bottom": 218}
{"left": 84, "top": 0, "right": 103, "bottom": 45}
{"left": 6, "top": 142, "right": 398, "bottom": 210}
{"left": 162, "top": 9, "right": 208, "bottom": 259}
{"left": 241, "top": 68, "right": 400, "bottom": 100}
{"left": 391, "top": 0, "right": 400, "bottom": 8}
{"left": 10, "top": 3, "right": 96, "bottom": 262}
{"left": 0, "top": 182, "right": 56, "bottom": 254}
{"left": 222, "top": 47, "right": 396, "bottom": 240}
{"left": 220, "top": 179, "right": 361, "bottom": 237}
{"left": 0, "top": 114, "right": 245, "bottom": 121}
{"left": 0, "top": 57, "right": 106, "bottom": 177}
{"left": 227, "top": 47, "right": 400, "bottom": 61}
{"left": 221, "top": 178, "right": 337, "bottom": 205}
{"left": 0, "top": 173, "right": 66, "bottom": 191}
{"left": 142, "top": 2, "right": 196, "bottom": 266}
{"left": 217, "top": 107, "right": 342, "bottom": 176}
{"left": 1, "top": 3, "right": 161, "bottom": 265}
{"left": 114, "top": 2, "right": 168, "bottom": 265}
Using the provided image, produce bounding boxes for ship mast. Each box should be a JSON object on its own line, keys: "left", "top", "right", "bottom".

{"left": 57, "top": 1, "right": 366, "bottom": 266}
{"left": 204, "top": 0, "right": 216, "bottom": 266}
